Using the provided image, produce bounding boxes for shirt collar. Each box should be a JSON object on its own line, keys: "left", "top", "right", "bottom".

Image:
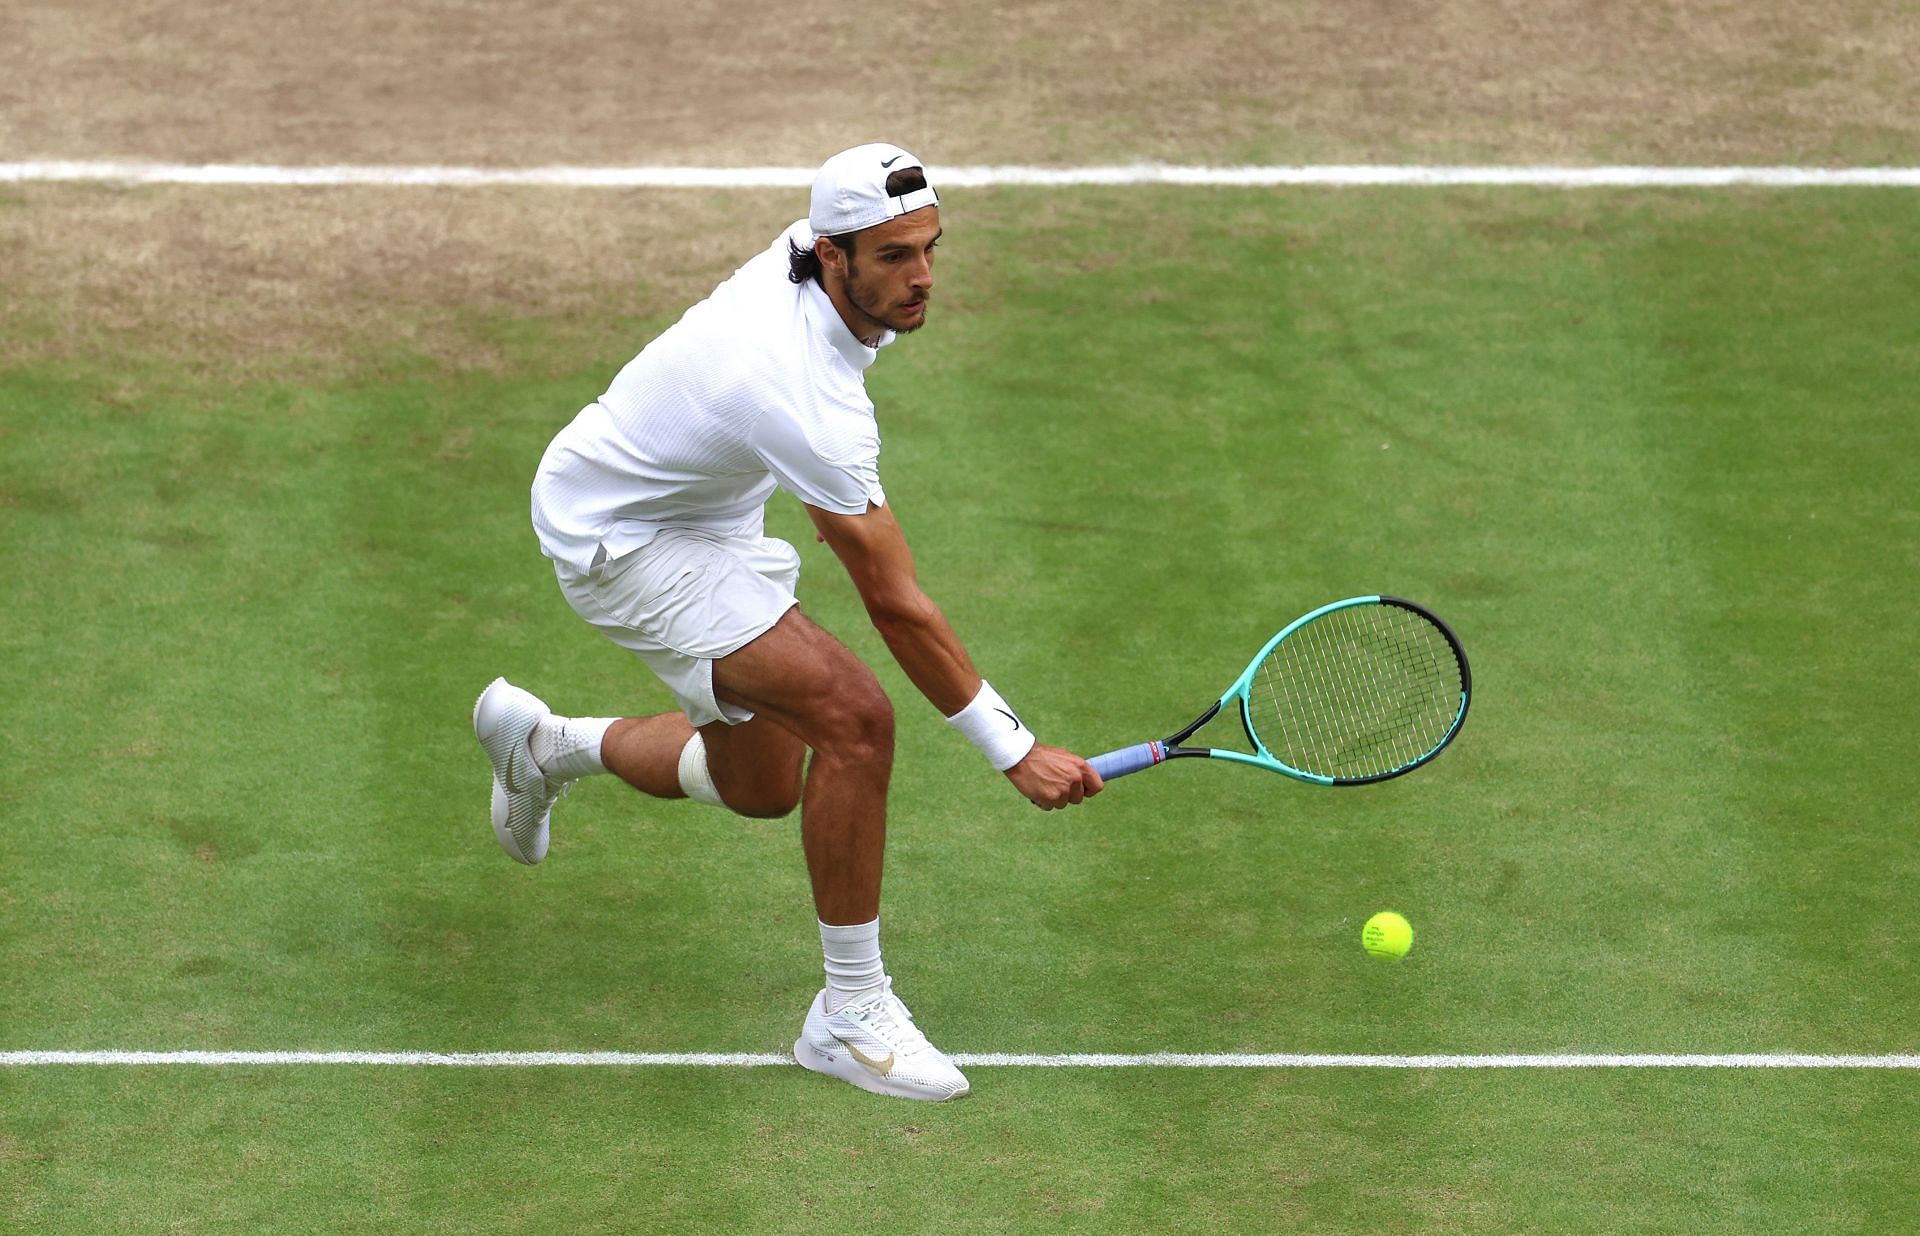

{"left": 801, "top": 274, "right": 894, "bottom": 371}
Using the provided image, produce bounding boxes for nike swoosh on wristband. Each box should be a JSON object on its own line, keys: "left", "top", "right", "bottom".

{"left": 881, "top": 155, "right": 904, "bottom": 168}
{"left": 993, "top": 708, "right": 1023, "bottom": 730}
{"left": 835, "top": 1036, "right": 896, "bottom": 1077}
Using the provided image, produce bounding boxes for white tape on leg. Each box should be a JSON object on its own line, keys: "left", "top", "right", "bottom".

{"left": 677, "top": 732, "right": 726, "bottom": 808}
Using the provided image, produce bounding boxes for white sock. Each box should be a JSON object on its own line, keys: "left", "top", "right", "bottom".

{"left": 529, "top": 715, "right": 616, "bottom": 780}
{"left": 676, "top": 732, "right": 725, "bottom": 807}
{"left": 819, "top": 917, "right": 885, "bottom": 1013}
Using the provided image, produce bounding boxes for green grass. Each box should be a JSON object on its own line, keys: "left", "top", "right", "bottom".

{"left": 3, "top": 187, "right": 1918, "bottom": 1232}
{"left": 7, "top": 1069, "right": 1914, "bottom": 1233}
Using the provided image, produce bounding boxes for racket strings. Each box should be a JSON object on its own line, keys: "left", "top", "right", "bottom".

{"left": 1249, "top": 604, "right": 1462, "bottom": 780}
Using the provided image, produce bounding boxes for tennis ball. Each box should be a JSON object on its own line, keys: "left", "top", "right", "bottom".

{"left": 1362, "top": 911, "right": 1413, "bottom": 961}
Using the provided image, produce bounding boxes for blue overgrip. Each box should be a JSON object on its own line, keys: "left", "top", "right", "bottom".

{"left": 1088, "top": 741, "right": 1165, "bottom": 781}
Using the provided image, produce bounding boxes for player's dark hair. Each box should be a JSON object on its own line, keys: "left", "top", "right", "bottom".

{"left": 788, "top": 232, "right": 854, "bottom": 285}
{"left": 786, "top": 167, "right": 931, "bottom": 285}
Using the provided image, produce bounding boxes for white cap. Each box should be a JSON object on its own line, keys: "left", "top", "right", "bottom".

{"left": 809, "top": 143, "right": 940, "bottom": 237}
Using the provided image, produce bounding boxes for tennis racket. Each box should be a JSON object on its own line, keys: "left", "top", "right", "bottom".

{"left": 1089, "top": 595, "right": 1471, "bottom": 786}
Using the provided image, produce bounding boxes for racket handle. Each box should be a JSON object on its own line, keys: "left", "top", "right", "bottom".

{"left": 1088, "top": 741, "right": 1166, "bottom": 781}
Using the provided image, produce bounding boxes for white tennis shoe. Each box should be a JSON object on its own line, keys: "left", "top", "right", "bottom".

{"left": 473, "top": 677, "right": 571, "bottom": 865}
{"left": 794, "top": 980, "right": 970, "bottom": 1101}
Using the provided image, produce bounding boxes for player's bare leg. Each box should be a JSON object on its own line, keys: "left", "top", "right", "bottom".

{"left": 695, "top": 714, "right": 806, "bottom": 820}
{"left": 479, "top": 608, "right": 962, "bottom": 1099}
{"left": 478, "top": 685, "right": 805, "bottom": 861}
{"left": 493, "top": 604, "right": 888, "bottom": 919}
{"left": 709, "top": 607, "right": 966, "bottom": 1100}
{"left": 709, "top": 607, "right": 891, "bottom": 925}
{"left": 596, "top": 713, "right": 695, "bottom": 798}
{"left": 597, "top": 710, "right": 806, "bottom": 820}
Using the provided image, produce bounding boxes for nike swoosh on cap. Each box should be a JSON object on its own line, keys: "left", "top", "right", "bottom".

{"left": 881, "top": 155, "right": 904, "bottom": 168}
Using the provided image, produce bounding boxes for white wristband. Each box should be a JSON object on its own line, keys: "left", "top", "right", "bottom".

{"left": 944, "top": 680, "right": 1038, "bottom": 771}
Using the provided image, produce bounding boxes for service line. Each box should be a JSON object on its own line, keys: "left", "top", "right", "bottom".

{"left": 2, "top": 162, "right": 1919, "bottom": 188}
{"left": 4, "top": 1051, "right": 1916, "bottom": 1069}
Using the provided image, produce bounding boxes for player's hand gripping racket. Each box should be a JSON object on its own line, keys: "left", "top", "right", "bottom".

{"left": 1090, "top": 595, "right": 1471, "bottom": 786}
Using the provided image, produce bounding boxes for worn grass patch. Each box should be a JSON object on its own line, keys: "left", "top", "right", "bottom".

{"left": 4, "top": 1, "right": 1916, "bottom": 167}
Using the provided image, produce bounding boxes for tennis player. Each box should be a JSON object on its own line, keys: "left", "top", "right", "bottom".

{"left": 474, "top": 143, "right": 1102, "bottom": 1101}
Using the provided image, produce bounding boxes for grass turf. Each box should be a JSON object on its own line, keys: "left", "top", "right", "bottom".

{"left": 7, "top": 1069, "right": 1915, "bottom": 1233}
{"left": 2, "top": 186, "right": 1917, "bottom": 1232}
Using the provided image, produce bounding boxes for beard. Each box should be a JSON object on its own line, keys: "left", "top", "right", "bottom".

{"left": 845, "top": 261, "right": 929, "bottom": 336}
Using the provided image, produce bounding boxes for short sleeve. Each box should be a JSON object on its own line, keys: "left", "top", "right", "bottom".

{"left": 748, "top": 402, "right": 886, "bottom": 514}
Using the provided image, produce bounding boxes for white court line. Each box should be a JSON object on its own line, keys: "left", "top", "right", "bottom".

{"left": 2, "top": 162, "right": 1919, "bottom": 188}
{"left": 3, "top": 1051, "right": 1916, "bottom": 1069}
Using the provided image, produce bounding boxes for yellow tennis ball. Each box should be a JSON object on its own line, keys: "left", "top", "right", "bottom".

{"left": 1362, "top": 911, "right": 1413, "bottom": 961}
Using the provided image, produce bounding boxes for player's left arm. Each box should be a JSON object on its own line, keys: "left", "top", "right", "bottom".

{"left": 805, "top": 500, "right": 1101, "bottom": 807}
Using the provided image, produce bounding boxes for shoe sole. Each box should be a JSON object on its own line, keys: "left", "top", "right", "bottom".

{"left": 473, "top": 678, "right": 548, "bottom": 864}
{"left": 792, "top": 1035, "right": 970, "bottom": 1102}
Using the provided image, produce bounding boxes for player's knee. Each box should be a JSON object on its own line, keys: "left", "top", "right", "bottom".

{"left": 816, "top": 679, "right": 894, "bottom": 768}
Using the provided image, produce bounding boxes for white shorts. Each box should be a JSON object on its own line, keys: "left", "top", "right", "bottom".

{"left": 553, "top": 530, "right": 802, "bottom": 726}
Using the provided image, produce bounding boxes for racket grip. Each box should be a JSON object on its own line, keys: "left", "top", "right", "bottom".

{"left": 1088, "top": 741, "right": 1166, "bottom": 781}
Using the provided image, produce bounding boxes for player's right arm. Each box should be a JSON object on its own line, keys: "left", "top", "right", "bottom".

{"left": 805, "top": 500, "right": 1100, "bottom": 809}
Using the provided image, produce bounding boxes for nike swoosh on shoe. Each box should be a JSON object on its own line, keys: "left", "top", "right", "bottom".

{"left": 502, "top": 740, "right": 532, "bottom": 794}
{"left": 834, "top": 1035, "right": 896, "bottom": 1078}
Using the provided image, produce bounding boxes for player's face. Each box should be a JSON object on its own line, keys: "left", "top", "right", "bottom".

{"left": 832, "top": 208, "right": 940, "bottom": 338}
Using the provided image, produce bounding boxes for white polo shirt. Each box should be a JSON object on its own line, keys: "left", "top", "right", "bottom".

{"left": 532, "top": 219, "right": 891, "bottom": 571}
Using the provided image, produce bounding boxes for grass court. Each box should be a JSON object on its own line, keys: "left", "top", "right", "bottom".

{"left": 3, "top": 178, "right": 1917, "bottom": 1230}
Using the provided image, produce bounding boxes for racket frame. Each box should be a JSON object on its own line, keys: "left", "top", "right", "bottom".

{"left": 1098, "top": 594, "right": 1471, "bottom": 786}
